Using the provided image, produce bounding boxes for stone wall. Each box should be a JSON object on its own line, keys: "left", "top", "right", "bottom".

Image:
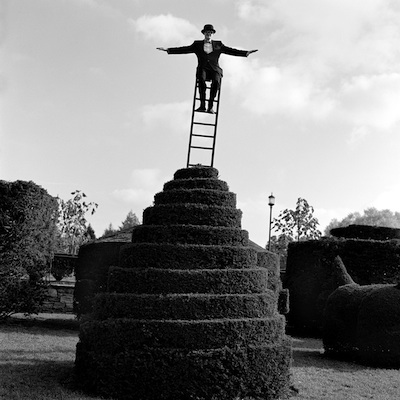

{"left": 42, "top": 281, "right": 75, "bottom": 313}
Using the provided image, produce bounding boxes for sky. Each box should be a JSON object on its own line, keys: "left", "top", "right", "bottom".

{"left": 2, "top": 0, "right": 400, "bottom": 246}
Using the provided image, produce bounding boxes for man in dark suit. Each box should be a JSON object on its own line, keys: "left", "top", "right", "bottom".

{"left": 157, "top": 24, "right": 257, "bottom": 113}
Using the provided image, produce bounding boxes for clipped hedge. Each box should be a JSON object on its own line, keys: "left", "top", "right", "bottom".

{"left": 285, "top": 238, "right": 400, "bottom": 334}
{"left": 108, "top": 266, "right": 268, "bottom": 294}
{"left": 119, "top": 243, "right": 257, "bottom": 270}
{"left": 163, "top": 178, "right": 229, "bottom": 192}
{"left": 323, "top": 283, "right": 376, "bottom": 357}
{"left": 74, "top": 241, "right": 126, "bottom": 315}
{"left": 257, "top": 251, "right": 281, "bottom": 292}
{"left": 76, "top": 166, "right": 291, "bottom": 399}
{"left": 323, "top": 283, "right": 400, "bottom": 368}
{"left": 331, "top": 224, "right": 400, "bottom": 241}
{"left": 154, "top": 188, "right": 236, "bottom": 207}
{"left": 73, "top": 279, "right": 97, "bottom": 317}
{"left": 92, "top": 292, "right": 277, "bottom": 320}
{"left": 173, "top": 166, "right": 219, "bottom": 180}
{"left": 75, "top": 339, "right": 292, "bottom": 400}
{"left": 357, "top": 283, "right": 400, "bottom": 367}
{"left": 79, "top": 316, "right": 286, "bottom": 351}
{"left": 142, "top": 203, "right": 242, "bottom": 227}
{"left": 130, "top": 224, "right": 249, "bottom": 246}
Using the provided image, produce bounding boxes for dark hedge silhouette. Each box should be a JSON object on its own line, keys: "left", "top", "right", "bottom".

{"left": 323, "top": 281, "right": 400, "bottom": 368}
{"left": 75, "top": 166, "right": 292, "bottom": 400}
{"left": 285, "top": 238, "right": 400, "bottom": 335}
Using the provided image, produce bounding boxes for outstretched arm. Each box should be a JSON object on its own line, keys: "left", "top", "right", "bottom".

{"left": 246, "top": 49, "right": 258, "bottom": 56}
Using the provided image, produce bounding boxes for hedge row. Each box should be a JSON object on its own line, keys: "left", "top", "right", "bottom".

{"left": 331, "top": 224, "right": 400, "bottom": 241}
{"left": 79, "top": 316, "right": 286, "bottom": 351}
{"left": 173, "top": 166, "right": 219, "bottom": 180}
{"left": 130, "top": 224, "right": 249, "bottom": 246}
{"left": 75, "top": 339, "right": 292, "bottom": 400}
{"left": 92, "top": 292, "right": 278, "bottom": 321}
{"left": 119, "top": 243, "right": 257, "bottom": 270}
{"left": 285, "top": 238, "right": 400, "bottom": 335}
{"left": 142, "top": 204, "right": 242, "bottom": 228}
{"left": 163, "top": 178, "right": 229, "bottom": 192}
{"left": 154, "top": 189, "right": 236, "bottom": 207}
{"left": 324, "top": 283, "right": 400, "bottom": 367}
{"left": 108, "top": 266, "right": 268, "bottom": 294}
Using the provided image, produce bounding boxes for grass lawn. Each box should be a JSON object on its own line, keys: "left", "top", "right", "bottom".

{"left": 1, "top": 319, "right": 400, "bottom": 399}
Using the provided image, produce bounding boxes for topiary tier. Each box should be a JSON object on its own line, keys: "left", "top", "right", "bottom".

{"left": 75, "top": 166, "right": 292, "bottom": 400}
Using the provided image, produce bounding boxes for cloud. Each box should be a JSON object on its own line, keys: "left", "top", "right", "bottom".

{"left": 373, "top": 185, "right": 400, "bottom": 212}
{"left": 339, "top": 73, "right": 400, "bottom": 132}
{"left": 140, "top": 101, "right": 191, "bottom": 135}
{"left": 228, "top": 0, "right": 400, "bottom": 138}
{"left": 131, "top": 14, "right": 198, "bottom": 44}
{"left": 236, "top": 0, "right": 400, "bottom": 73}
{"left": 112, "top": 168, "right": 167, "bottom": 208}
{"left": 224, "top": 57, "right": 335, "bottom": 118}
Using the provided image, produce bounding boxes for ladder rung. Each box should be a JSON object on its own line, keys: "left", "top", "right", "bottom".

{"left": 191, "top": 146, "right": 213, "bottom": 150}
{"left": 192, "top": 134, "right": 214, "bottom": 138}
{"left": 195, "top": 97, "right": 219, "bottom": 103}
{"left": 188, "top": 163, "right": 211, "bottom": 167}
{"left": 193, "top": 122, "right": 216, "bottom": 127}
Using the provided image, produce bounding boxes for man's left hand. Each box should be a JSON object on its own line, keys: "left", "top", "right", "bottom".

{"left": 246, "top": 50, "right": 258, "bottom": 56}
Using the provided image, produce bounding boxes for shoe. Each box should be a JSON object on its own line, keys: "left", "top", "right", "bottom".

{"left": 195, "top": 106, "right": 206, "bottom": 112}
{"left": 207, "top": 108, "right": 215, "bottom": 114}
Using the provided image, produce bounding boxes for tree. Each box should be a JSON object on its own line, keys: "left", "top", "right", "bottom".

{"left": 268, "top": 234, "right": 293, "bottom": 270}
{"left": 85, "top": 224, "right": 96, "bottom": 241}
{"left": 324, "top": 207, "right": 400, "bottom": 236}
{"left": 119, "top": 210, "right": 140, "bottom": 230}
{"left": 272, "top": 197, "right": 322, "bottom": 242}
{"left": 57, "top": 190, "right": 98, "bottom": 255}
{"left": 0, "top": 180, "right": 58, "bottom": 319}
{"left": 102, "top": 223, "right": 117, "bottom": 238}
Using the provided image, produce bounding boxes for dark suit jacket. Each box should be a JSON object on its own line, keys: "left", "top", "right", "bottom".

{"left": 167, "top": 40, "right": 248, "bottom": 77}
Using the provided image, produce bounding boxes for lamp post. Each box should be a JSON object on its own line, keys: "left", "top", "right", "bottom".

{"left": 268, "top": 193, "right": 275, "bottom": 251}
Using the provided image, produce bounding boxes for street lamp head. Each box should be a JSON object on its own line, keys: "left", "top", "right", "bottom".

{"left": 268, "top": 193, "right": 275, "bottom": 207}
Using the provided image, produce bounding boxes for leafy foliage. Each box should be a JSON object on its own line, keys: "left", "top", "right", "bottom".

{"left": 0, "top": 180, "right": 58, "bottom": 319}
{"left": 272, "top": 197, "right": 322, "bottom": 242}
{"left": 57, "top": 190, "right": 98, "bottom": 255}
{"left": 325, "top": 207, "right": 400, "bottom": 236}
{"left": 119, "top": 210, "right": 140, "bottom": 230}
{"left": 102, "top": 211, "right": 140, "bottom": 238}
{"left": 267, "top": 234, "right": 293, "bottom": 269}
{"left": 102, "top": 223, "right": 117, "bottom": 238}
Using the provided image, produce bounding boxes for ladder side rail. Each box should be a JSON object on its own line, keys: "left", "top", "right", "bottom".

{"left": 210, "top": 78, "right": 222, "bottom": 167}
{"left": 186, "top": 78, "right": 199, "bottom": 167}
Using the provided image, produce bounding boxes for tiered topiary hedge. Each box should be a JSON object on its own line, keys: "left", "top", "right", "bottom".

{"left": 75, "top": 166, "right": 292, "bottom": 400}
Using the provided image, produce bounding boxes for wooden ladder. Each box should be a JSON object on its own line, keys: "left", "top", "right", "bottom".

{"left": 186, "top": 78, "right": 222, "bottom": 167}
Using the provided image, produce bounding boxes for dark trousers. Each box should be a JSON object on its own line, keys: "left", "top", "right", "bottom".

{"left": 197, "top": 68, "right": 221, "bottom": 109}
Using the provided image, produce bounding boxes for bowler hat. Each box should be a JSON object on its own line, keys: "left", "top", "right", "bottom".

{"left": 201, "top": 24, "right": 216, "bottom": 34}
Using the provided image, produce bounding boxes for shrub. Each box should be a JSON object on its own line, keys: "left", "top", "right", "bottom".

{"left": 0, "top": 180, "right": 58, "bottom": 319}
{"left": 285, "top": 238, "right": 400, "bottom": 335}
{"left": 323, "top": 283, "right": 400, "bottom": 367}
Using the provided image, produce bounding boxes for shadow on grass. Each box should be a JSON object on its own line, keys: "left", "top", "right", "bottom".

{"left": 0, "top": 359, "right": 83, "bottom": 399}
{"left": 291, "top": 336, "right": 371, "bottom": 372}
{"left": 4, "top": 315, "right": 79, "bottom": 331}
